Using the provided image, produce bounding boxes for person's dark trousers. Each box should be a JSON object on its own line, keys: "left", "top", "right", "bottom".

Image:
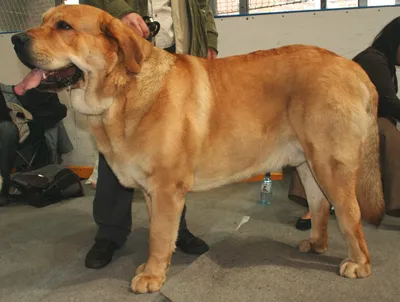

{"left": 93, "top": 153, "right": 189, "bottom": 246}
{"left": 0, "top": 121, "right": 19, "bottom": 206}
{"left": 92, "top": 152, "right": 134, "bottom": 246}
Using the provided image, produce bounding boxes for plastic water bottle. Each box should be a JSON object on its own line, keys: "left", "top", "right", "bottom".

{"left": 260, "top": 172, "right": 272, "bottom": 205}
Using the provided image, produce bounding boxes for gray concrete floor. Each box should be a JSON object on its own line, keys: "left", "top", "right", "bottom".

{"left": 1, "top": 172, "right": 399, "bottom": 302}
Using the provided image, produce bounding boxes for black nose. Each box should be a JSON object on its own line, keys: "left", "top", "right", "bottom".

{"left": 11, "top": 32, "right": 30, "bottom": 45}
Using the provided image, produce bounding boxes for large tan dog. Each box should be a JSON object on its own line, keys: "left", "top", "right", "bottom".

{"left": 12, "top": 4, "right": 385, "bottom": 293}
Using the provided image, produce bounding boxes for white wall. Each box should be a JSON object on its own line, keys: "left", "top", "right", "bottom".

{"left": 215, "top": 6, "right": 400, "bottom": 59}
{"left": 1, "top": 6, "right": 399, "bottom": 165}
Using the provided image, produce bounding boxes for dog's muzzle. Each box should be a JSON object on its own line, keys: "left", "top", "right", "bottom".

{"left": 11, "top": 32, "right": 35, "bottom": 69}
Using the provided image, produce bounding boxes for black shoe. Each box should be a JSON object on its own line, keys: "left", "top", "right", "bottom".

{"left": 295, "top": 206, "right": 335, "bottom": 231}
{"left": 85, "top": 239, "right": 120, "bottom": 269}
{"left": 295, "top": 217, "right": 311, "bottom": 231}
{"left": 176, "top": 229, "right": 209, "bottom": 255}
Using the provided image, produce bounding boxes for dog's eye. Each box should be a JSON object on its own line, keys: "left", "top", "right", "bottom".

{"left": 56, "top": 21, "right": 73, "bottom": 30}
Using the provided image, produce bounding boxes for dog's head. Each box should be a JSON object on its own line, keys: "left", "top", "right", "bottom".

{"left": 12, "top": 4, "right": 145, "bottom": 94}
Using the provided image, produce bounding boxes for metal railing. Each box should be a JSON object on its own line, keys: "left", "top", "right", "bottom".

{"left": 214, "top": 0, "right": 397, "bottom": 15}
{"left": 0, "top": 0, "right": 57, "bottom": 33}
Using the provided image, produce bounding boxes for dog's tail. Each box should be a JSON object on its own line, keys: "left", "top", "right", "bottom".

{"left": 356, "top": 108, "right": 385, "bottom": 226}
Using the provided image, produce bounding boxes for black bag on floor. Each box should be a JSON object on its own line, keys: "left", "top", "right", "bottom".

{"left": 9, "top": 164, "right": 84, "bottom": 208}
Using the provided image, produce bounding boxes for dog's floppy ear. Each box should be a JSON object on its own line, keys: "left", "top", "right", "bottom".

{"left": 103, "top": 18, "right": 143, "bottom": 74}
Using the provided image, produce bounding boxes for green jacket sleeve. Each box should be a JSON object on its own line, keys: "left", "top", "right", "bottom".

{"left": 205, "top": 6, "right": 218, "bottom": 52}
{"left": 197, "top": 0, "right": 218, "bottom": 52}
{"left": 105, "top": 0, "right": 136, "bottom": 18}
{"left": 83, "top": 0, "right": 135, "bottom": 19}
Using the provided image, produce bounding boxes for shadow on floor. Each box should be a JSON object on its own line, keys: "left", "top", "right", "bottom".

{"left": 207, "top": 235, "right": 341, "bottom": 274}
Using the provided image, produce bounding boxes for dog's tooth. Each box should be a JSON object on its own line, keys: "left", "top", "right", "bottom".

{"left": 42, "top": 72, "right": 47, "bottom": 80}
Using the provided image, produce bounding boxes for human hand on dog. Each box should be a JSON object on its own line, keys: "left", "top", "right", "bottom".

{"left": 208, "top": 48, "right": 217, "bottom": 60}
{"left": 120, "top": 12, "right": 150, "bottom": 38}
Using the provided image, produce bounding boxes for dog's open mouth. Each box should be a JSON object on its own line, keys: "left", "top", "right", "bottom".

{"left": 15, "top": 63, "right": 84, "bottom": 94}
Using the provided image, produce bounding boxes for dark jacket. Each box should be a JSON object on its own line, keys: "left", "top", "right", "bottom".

{"left": 1, "top": 83, "right": 67, "bottom": 130}
{"left": 353, "top": 46, "right": 400, "bottom": 121}
{"left": 0, "top": 91, "right": 12, "bottom": 122}
{"left": 12, "top": 87, "right": 67, "bottom": 130}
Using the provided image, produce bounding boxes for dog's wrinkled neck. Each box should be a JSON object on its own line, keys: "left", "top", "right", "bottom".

{"left": 70, "top": 46, "right": 175, "bottom": 119}
{"left": 69, "top": 87, "right": 112, "bottom": 116}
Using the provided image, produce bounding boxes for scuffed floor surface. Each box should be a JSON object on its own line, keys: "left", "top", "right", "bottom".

{"left": 1, "top": 175, "right": 399, "bottom": 302}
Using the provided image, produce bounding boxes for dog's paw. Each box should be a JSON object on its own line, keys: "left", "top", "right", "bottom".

{"left": 339, "top": 259, "right": 371, "bottom": 279}
{"left": 131, "top": 272, "right": 166, "bottom": 294}
{"left": 136, "top": 263, "right": 146, "bottom": 275}
{"left": 298, "top": 239, "right": 328, "bottom": 254}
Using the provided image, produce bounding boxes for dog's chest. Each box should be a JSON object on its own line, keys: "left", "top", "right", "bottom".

{"left": 88, "top": 117, "right": 148, "bottom": 190}
{"left": 109, "top": 158, "right": 147, "bottom": 189}
{"left": 101, "top": 149, "right": 148, "bottom": 190}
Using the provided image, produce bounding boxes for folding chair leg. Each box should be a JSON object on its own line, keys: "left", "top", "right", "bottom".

{"left": 16, "top": 150, "right": 31, "bottom": 167}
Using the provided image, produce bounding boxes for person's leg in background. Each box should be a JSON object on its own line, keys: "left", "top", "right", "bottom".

{"left": 85, "top": 153, "right": 209, "bottom": 269}
{"left": 288, "top": 168, "right": 312, "bottom": 230}
{"left": 0, "top": 121, "right": 19, "bottom": 206}
{"left": 85, "top": 152, "right": 134, "bottom": 269}
{"left": 288, "top": 167, "right": 334, "bottom": 231}
{"left": 176, "top": 202, "right": 209, "bottom": 255}
{"left": 378, "top": 117, "right": 400, "bottom": 217}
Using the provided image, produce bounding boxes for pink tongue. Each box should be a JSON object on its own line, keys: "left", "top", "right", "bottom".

{"left": 14, "top": 68, "right": 45, "bottom": 96}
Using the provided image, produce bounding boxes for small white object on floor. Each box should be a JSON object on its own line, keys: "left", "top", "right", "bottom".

{"left": 236, "top": 216, "right": 250, "bottom": 231}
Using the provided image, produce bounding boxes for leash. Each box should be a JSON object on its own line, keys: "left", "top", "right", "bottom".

{"left": 143, "top": 0, "right": 160, "bottom": 43}
{"left": 142, "top": 16, "right": 160, "bottom": 42}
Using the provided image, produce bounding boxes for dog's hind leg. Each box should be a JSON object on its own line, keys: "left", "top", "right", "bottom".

{"left": 289, "top": 85, "right": 377, "bottom": 278}
{"left": 131, "top": 182, "right": 186, "bottom": 293}
{"left": 296, "top": 162, "right": 331, "bottom": 254}
{"left": 304, "top": 145, "right": 372, "bottom": 279}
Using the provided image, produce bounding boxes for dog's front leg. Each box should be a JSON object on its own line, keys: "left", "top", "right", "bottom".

{"left": 131, "top": 185, "right": 185, "bottom": 293}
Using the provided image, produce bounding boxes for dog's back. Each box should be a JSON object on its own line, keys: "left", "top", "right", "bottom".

{"left": 184, "top": 45, "right": 378, "bottom": 189}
